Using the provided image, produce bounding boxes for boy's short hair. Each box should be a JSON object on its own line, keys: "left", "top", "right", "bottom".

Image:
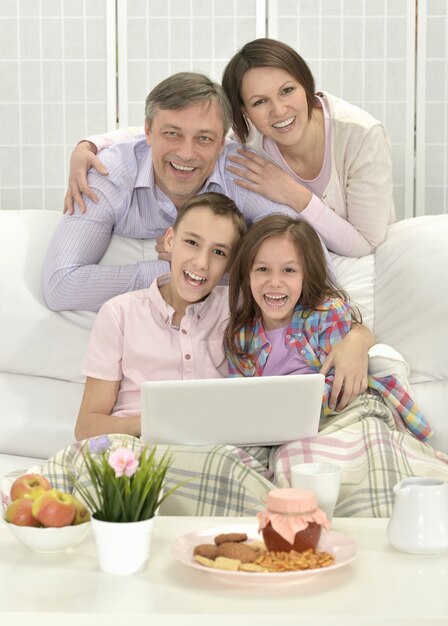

{"left": 174, "top": 192, "right": 247, "bottom": 243}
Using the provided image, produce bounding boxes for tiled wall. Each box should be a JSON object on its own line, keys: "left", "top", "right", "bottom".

{"left": 0, "top": 0, "right": 447, "bottom": 218}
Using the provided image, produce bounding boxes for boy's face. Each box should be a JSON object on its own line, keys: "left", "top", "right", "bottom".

{"left": 162, "top": 206, "right": 238, "bottom": 313}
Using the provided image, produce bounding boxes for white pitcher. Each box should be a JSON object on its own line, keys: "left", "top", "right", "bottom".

{"left": 387, "top": 477, "right": 448, "bottom": 554}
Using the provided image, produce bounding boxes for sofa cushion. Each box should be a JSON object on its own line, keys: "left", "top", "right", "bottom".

{"left": 374, "top": 215, "right": 446, "bottom": 385}
{"left": 331, "top": 253, "right": 375, "bottom": 330}
{"left": 0, "top": 211, "right": 158, "bottom": 384}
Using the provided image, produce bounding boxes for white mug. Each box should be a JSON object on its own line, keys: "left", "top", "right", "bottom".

{"left": 290, "top": 462, "right": 341, "bottom": 521}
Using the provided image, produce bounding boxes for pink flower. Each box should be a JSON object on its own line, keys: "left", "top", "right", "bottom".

{"left": 108, "top": 448, "right": 139, "bottom": 478}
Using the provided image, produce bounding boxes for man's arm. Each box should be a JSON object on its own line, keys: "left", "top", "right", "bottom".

{"left": 75, "top": 377, "right": 140, "bottom": 441}
{"left": 44, "top": 180, "right": 169, "bottom": 312}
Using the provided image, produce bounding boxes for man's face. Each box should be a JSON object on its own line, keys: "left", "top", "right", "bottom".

{"left": 145, "top": 101, "right": 226, "bottom": 208}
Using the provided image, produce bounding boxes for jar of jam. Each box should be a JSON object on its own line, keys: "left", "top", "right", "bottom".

{"left": 257, "top": 488, "right": 330, "bottom": 553}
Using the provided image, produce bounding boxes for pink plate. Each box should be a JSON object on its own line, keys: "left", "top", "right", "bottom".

{"left": 171, "top": 523, "right": 358, "bottom": 582}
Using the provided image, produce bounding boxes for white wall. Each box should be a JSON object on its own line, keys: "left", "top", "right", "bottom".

{"left": 0, "top": 0, "right": 447, "bottom": 218}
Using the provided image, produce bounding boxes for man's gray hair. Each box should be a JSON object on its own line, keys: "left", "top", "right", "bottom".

{"left": 144, "top": 72, "right": 233, "bottom": 135}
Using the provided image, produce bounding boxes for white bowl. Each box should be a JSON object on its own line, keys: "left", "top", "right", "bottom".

{"left": 3, "top": 519, "right": 91, "bottom": 553}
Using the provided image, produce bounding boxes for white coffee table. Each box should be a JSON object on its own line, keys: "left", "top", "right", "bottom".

{"left": 1, "top": 516, "right": 447, "bottom": 626}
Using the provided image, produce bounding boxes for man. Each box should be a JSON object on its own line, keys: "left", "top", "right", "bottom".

{"left": 43, "top": 72, "right": 306, "bottom": 313}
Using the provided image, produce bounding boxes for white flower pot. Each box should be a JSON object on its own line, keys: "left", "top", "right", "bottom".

{"left": 91, "top": 516, "right": 155, "bottom": 575}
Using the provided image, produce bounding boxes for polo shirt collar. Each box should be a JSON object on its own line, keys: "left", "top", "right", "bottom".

{"left": 148, "top": 273, "right": 219, "bottom": 325}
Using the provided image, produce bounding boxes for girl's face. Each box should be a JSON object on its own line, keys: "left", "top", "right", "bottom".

{"left": 239, "top": 66, "right": 309, "bottom": 148}
{"left": 249, "top": 235, "right": 303, "bottom": 331}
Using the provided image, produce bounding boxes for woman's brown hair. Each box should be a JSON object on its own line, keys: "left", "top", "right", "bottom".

{"left": 222, "top": 38, "right": 316, "bottom": 143}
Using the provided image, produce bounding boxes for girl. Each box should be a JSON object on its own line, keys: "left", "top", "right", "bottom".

{"left": 224, "top": 214, "right": 431, "bottom": 442}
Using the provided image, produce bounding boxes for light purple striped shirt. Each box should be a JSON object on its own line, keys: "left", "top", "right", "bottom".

{"left": 43, "top": 138, "right": 332, "bottom": 312}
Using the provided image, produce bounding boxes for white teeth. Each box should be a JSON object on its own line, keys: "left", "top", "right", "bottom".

{"left": 265, "top": 294, "right": 286, "bottom": 300}
{"left": 171, "top": 162, "right": 195, "bottom": 171}
{"left": 273, "top": 117, "right": 295, "bottom": 128}
{"left": 184, "top": 270, "right": 205, "bottom": 282}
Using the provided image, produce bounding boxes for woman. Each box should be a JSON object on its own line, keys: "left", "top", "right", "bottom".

{"left": 221, "top": 38, "right": 395, "bottom": 257}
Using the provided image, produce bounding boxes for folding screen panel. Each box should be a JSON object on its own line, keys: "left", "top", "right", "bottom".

{"left": 0, "top": 0, "right": 114, "bottom": 212}
{"left": 267, "top": 0, "right": 415, "bottom": 220}
{"left": 416, "top": 0, "right": 448, "bottom": 215}
{"left": 118, "top": 0, "right": 265, "bottom": 126}
{"left": 1, "top": 0, "right": 447, "bottom": 217}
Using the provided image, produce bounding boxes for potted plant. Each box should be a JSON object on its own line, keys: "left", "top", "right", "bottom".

{"left": 75, "top": 435, "right": 180, "bottom": 575}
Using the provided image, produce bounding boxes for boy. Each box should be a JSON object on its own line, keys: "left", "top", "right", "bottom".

{"left": 75, "top": 192, "right": 246, "bottom": 440}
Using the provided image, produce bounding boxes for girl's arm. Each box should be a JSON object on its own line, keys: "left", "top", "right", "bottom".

{"left": 74, "top": 377, "right": 141, "bottom": 441}
{"left": 64, "top": 127, "right": 144, "bottom": 214}
{"left": 320, "top": 323, "right": 374, "bottom": 411}
{"left": 309, "top": 300, "right": 374, "bottom": 411}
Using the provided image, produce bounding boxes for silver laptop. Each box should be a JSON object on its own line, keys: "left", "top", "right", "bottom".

{"left": 141, "top": 374, "right": 324, "bottom": 447}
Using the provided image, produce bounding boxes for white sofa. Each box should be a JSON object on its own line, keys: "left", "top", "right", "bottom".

{"left": 1, "top": 209, "right": 447, "bottom": 484}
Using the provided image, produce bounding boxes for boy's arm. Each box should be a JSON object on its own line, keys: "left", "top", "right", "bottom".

{"left": 74, "top": 377, "right": 141, "bottom": 441}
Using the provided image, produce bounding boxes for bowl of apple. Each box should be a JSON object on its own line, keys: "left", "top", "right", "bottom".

{"left": 3, "top": 473, "right": 91, "bottom": 553}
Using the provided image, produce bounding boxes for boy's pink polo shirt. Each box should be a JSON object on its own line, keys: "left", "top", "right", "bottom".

{"left": 82, "top": 274, "right": 229, "bottom": 417}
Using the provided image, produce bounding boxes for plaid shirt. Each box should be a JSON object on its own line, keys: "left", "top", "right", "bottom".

{"left": 227, "top": 298, "right": 432, "bottom": 442}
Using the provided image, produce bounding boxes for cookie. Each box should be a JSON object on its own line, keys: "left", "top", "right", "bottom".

{"left": 214, "top": 532, "right": 248, "bottom": 545}
{"left": 211, "top": 556, "right": 241, "bottom": 571}
{"left": 194, "top": 555, "right": 215, "bottom": 568}
{"left": 193, "top": 544, "right": 218, "bottom": 559}
{"left": 239, "top": 562, "right": 269, "bottom": 573}
{"left": 216, "top": 541, "right": 258, "bottom": 563}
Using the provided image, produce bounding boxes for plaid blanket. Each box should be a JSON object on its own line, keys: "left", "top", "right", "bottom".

{"left": 3, "top": 394, "right": 448, "bottom": 517}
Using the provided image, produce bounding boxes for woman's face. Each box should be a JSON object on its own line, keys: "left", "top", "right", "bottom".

{"left": 239, "top": 66, "right": 310, "bottom": 148}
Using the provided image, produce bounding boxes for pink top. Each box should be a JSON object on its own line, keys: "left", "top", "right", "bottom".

{"left": 82, "top": 274, "right": 229, "bottom": 416}
{"left": 257, "top": 488, "right": 330, "bottom": 544}
{"left": 263, "top": 326, "right": 315, "bottom": 376}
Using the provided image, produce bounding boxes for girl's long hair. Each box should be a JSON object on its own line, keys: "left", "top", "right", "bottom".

{"left": 224, "top": 215, "right": 360, "bottom": 368}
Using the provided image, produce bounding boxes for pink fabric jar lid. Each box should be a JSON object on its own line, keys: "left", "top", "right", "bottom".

{"left": 266, "top": 488, "right": 317, "bottom": 514}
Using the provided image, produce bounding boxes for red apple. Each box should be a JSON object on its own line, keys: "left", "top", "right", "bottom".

{"left": 31, "top": 489, "right": 76, "bottom": 528}
{"left": 5, "top": 498, "right": 41, "bottom": 527}
{"left": 10, "top": 474, "right": 52, "bottom": 502}
{"left": 70, "top": 495, "right": 91, "bottom": 525}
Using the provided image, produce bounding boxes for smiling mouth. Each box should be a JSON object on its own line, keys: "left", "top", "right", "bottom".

{"left": 170, "top": 162, "right": 197, "bottom": 173}
{"left": 184, "top": 270, "right": 206, "bottom": 286}
{"left": 264, "top": 294, "right": 287, "bottom": 306}
{"left": 272, "top": 116, "right": 295, "bottom": 129}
